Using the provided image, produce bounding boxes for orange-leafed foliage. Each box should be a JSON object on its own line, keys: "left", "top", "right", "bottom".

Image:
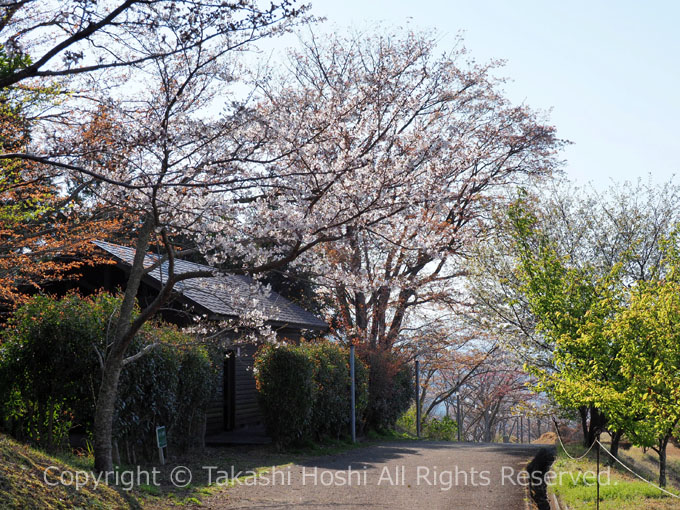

{"left": 0, "top": 91, "right": 120, "bottom": 311}
{"left": 0, "top": 162, "right": 120, "bottom": 310}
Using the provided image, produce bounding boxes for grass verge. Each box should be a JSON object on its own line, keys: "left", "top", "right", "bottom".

{"left": 550, "top": 443, "right": 680, "bottom": 510}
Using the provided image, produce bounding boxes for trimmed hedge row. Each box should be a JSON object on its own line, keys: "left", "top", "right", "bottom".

{"left": 254, "top": 342, "right": 414, "bottom": 446}
{"left": 0, "top": 293, "right": 216, "bottom": 459}
{"left": 254, "top": 342, "right": 369, "bottom": 446}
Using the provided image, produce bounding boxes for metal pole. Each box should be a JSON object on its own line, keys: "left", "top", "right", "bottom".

{"left": 350, "top": 344, "right": 356, "bottom": 443}
{"left": 520, "top": 416, "right": 524, "bottom": 443}
{"left": 415, "top": 359, "right": 421, "bottom": 438}
{"left": 457, "top": 394, "right": 461, "bottom": 442}
{"left": 596, "top": 432, "right": 601, "bottom": 510}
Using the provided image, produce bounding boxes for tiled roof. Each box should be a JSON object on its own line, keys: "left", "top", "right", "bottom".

{"left": 92, "top": 240, "right": 327, "bottom": 330}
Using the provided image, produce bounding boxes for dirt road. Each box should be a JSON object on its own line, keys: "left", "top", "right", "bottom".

{"left": 203, "top": 441, "right": 543, "bottom": 510}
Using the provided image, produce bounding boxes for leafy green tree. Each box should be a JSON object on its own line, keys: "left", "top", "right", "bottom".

{"left": 507, "top": 194, "right": 680, "bottom": 485}
{"left": 606, "top": 234, "right": 680, "bottom": 486}
{"left": 507, "top": 194, "right": 620, "bottom": 447}
{"left": 468, "top": 179, "right": 680, "bottom": 375}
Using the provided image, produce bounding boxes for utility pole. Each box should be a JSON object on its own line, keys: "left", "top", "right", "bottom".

{"left": 350, "top": 344, "right": 356, "bottom": 443}
{"left": 596, "top": 430, "right": 601, "bottom": 510}
{"left": 415, "top": 359, "right": 421, "bottom": 438}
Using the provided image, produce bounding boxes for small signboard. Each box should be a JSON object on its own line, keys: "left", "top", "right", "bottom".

{"left": 156, "top": 426, "right": 167, "bottom": 449}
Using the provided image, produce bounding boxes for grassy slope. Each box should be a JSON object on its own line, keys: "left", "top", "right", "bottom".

{"left": 551, "top": 444, "right": 680, "bottom": 510}
{"left": 0, "top": 434, "right": 134, "bottom": 510}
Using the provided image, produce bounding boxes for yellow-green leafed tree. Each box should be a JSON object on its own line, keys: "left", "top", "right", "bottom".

{"left": 608, "top": 234, "right": 680, "bottom": 487}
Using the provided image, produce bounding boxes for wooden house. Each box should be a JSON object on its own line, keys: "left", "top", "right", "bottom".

{"left": 63, "top": 241, "right": 327, "bottom": 436}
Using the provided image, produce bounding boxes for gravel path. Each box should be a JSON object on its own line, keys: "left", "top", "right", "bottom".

{"left": 202, "top": 441, "right": 542, "bottom": 510}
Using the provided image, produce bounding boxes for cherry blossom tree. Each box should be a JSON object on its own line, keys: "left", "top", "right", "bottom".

{"left": 0, "top": 0, "right": 314, "bottom": 473}
{"left": 454, "top": 352, "right": 532, "bottom": 442}
{"left": 0, "top": 0, "right": 309, "bottom": 89}
{"left": 253, "top": 31, "right": 562, "bottom": 364}
{"left": 414, "top": 326, "right": 499, "bottom": 422}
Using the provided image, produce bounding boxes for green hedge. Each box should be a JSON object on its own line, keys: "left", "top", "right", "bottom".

{"left": 113, "top": 330, "right": 215, "bottom": 459}
{"left": 307, "top": 343, "right": 368, "bottom": 440}
{"left": 253, "top": 345, "right": 315, "bottom": 447}
{"left": 254, "top": 342, "right": 369, "bottom": 447}
{"left": 0, "top": 293, "right": 215, "bottom": 458}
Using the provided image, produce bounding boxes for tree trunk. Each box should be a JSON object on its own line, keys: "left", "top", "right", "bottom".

{"left": 658, "top": 436, "right": 669, "bottom": 488}
{"left": 584, "top": 406, "right": 605, "bottom": 447}
{"left": 47, "top": 400, "right": 54, "bottom": 450}
{"left": 579, "top": 406, "right": 589, "bottom": 446}
{"left": 609, "top": 430, "right": 623, "bottom": 462}
{"left": 112, "top": 441, "right": 121, "bottom": 466}
{"left": 93, "top": 214, "right": 154, "bottom": 474}
{"left": 586, "top": 407, "right": 598, "bottom": 446}
{"left": 37, "top": 400, "right": 46, "bottom": 445}
{"left": 93, "top": 354, "right": 124, "bottom": 473}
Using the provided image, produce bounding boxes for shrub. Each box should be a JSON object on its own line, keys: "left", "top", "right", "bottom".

{"left": 113, "top": 340, "right": 180, "bottom": 461}
{"left": 424, "top": 414, "right": 458, "bottom": 441}
{"left": 0, "top": 293, "right": 116, "bottom": 447}
{"left": 357, "top": 347, "right": 414, "bottom": 431}
{"left": 113, "top": 325, "right": 215, "bottom": 461}
{"left": 0, "top": 293, "right": 215, "bottom": 458}
{"left": 307, "top": 343, "right": 369, "bottom": 440}
{"left": 395, "top": 405, "right": 417, "bottom": 434}
{"left": 254, "top": 345, "right": 315, "bottom": 447}
{"left": 396, "top": 406, "right": 459, "bottom": 441}
{"left": 254, "top": 341, "right": 369, "bottom": 446}
{"left": 172, "top": 345, "right": 216, "bottom": 449}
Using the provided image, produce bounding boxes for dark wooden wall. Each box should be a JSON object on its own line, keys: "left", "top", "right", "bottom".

{"left": 206, "top": 329, "right": 303, "bottom": 434}
{"left": 206, "top": 343, "right": 261, "bottom": 433}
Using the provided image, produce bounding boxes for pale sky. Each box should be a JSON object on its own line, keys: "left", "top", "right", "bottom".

{"left": 269, "top": 1, "right": 679, "bottom": 189}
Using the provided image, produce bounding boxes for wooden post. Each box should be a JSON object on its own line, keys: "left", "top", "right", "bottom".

{"left": 415, "top": 359, "right": 421, "bottom": 439}
{"left": 350, "top": 344, "right": 356, "bottom": 443}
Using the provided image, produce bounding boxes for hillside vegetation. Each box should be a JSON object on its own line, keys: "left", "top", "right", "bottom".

{"left": 0, "top": 434, "right": 133, "bottom": 510}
